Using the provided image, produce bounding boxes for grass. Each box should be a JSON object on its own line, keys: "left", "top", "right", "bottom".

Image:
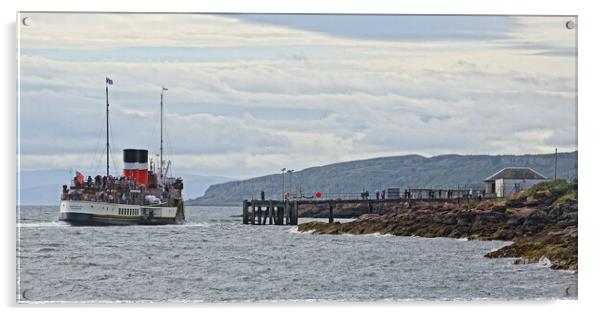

{"left": 519, "top": 179, "right": 577, "bottom": 201}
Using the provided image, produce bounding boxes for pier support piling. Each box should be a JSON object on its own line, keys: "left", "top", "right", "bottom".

{"left": 268, "top": 200, "right": 273, "bottom": 225}
{"left": 243, "top": 200, "right": 249, "bottom": 224}
{"left": 291, "top": 201, "right": 298, "bottom": 225}
{"left": 277, "top": 206, "right": 284, "bottom": 225}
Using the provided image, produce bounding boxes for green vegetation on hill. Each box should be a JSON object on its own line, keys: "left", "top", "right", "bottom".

{"left": 520, "top": 178, "right": 577, "bottom": 202}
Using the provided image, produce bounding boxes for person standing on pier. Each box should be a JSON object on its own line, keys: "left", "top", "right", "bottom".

{"left": 260, "top": 189, "right": 265, "bottom": 201}
{"left": 376, "top": 191, "right": 380, "bottom": 200}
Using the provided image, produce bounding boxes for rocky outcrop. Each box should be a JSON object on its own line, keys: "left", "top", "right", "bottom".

{"left": 297, "top": 180, "right": 578, "bottom": 270}
{"left": 485, "top": 226, "right": 577, "bottom": 270}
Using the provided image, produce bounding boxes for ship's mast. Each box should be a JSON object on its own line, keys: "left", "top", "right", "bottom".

{"left": 105, "top": 77, "right": 113, "bottom": 178}
{"left": 160, "top": 87, "right": 168, "bottom": 185}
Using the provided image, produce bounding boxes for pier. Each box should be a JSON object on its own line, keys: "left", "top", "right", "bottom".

{"left": 242, "top": 193, "right": 488, "bottom": 226}
{"left": 243, "top": 199, "right": 381, "bottom": 226}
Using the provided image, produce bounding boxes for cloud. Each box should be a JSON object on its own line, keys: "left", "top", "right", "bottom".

{"left": 17, "top": 14, "right": 577, "bottom": 178}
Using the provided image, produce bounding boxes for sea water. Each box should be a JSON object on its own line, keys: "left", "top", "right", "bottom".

{"left": 16, "top": 205, "right": 577, "bottom": 302}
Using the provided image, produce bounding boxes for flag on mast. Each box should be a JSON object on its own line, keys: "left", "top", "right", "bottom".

{"left": 106, "top": 77, "right": 113, "bottom": 85}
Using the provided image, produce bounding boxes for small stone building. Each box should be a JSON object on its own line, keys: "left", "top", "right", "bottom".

{"left": 484, "top": 167, "right": 548, "bottom": 197}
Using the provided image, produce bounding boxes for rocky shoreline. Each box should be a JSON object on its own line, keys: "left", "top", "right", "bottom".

{"left": 297, "top": 180, "right": 577, "bottom": 270}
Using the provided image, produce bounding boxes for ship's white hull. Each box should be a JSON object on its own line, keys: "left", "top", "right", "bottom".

{"left": 59, "top": 200, "right": 183, "bottom": 225}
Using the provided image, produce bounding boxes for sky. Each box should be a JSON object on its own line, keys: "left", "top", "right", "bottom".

{"left": 17, "top": 13, "right": 577, "bottom": 179}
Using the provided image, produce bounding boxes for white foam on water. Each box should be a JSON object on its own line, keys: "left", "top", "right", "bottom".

{"left": 364, "top": 232, "right": 394, "bottom": 237}
{"left": 538, "top": 256, "right": 553, "bottom": 267}
{"left": 17, "top": 222, "right": 70, "bottom": 228}
{"left": 288, "top": 227, "right": 315, "bottom": 234}
{"left": 17, "top": 221, "right": 213, "bottom": 229}
{"left": 180, "top": 222, "right": 212, "bottom": 227}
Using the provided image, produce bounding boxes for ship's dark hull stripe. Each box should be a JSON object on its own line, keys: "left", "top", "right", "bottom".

{"left": 59, "top": 212, "right": 177, "bottom": 226}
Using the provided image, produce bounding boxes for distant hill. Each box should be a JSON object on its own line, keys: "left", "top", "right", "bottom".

{"left": 188, "top": 152, "right": 578, "bottom": 206}
{"left": 17, "top": 169, "right": 234, "bottom": 205}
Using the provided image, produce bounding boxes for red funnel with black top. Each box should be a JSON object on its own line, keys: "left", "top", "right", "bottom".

{"left": 123, "top": 149, "right": 148, "bottom": 187}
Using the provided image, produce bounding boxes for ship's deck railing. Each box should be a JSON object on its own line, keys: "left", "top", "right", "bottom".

{"left": 63, "top": 187, "right": 178, "bottom": 207}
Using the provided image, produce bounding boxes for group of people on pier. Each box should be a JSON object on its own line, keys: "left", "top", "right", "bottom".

{"left": 361, "top": 189, "right": 387, "bottom": 200}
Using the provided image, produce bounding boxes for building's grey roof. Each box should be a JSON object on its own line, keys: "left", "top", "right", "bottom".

{"left": 484, "top": 167, "right": 548, "bottom": 181}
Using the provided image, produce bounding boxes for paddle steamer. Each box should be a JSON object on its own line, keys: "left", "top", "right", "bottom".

{"left": 59, "top": 80, "right": 185, "bottom": 225}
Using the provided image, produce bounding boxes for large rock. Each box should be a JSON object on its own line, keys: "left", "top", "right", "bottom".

{"left": 506, "top": 194, "right": 527, "bottom": 207}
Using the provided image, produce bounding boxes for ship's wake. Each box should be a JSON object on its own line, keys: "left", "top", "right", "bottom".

{"left": 17, "top": 221, "right": 70, "bottom": 228}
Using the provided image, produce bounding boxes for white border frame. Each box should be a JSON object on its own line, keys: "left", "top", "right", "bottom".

{"left": 3, "top": 0, "right": 600, "bottom": 315}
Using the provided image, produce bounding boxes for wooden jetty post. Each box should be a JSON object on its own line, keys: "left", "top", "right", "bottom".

{"left": 251, "top": 201, "right": 256, "bottom": 225}
{"left": 268, "top": 200, "right": 274, "bottom": 225}
{"left": 242, "top": 200, "right": 249, "bottom": 224}
{"left": 262, "top": 206, "right": 268, "bottom": 225}
{"left": 328, "top": 202, "right": 334, "bottom": 224}
{"left": 277, "top": 206, "right": 284, "bottom": 225}
{"left": 291, "top": 201, "right": 298, "bottom": 225}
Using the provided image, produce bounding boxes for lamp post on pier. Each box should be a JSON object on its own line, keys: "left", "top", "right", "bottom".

{"left": 281, "top": 168, "right": 286, "bottom": 201}
{"left": 287, "top": 169, "right": 294, "bottom": 198}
